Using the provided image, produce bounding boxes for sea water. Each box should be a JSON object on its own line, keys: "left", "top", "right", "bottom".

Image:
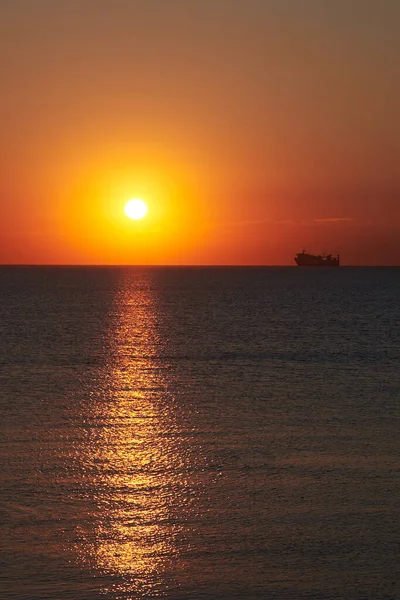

{"left": 1, "top": 267, "right": 399, "bottom": 599}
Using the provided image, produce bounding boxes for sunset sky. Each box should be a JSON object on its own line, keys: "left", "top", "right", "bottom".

{"left": 1, "top": 0, "right": 399, "bottom": 265}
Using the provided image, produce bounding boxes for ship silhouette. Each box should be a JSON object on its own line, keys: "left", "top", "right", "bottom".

{"left": 295, "top": 250, "right": 340, "bottom": 266}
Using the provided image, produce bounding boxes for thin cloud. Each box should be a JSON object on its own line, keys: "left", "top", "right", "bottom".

{"left": 207, "top": 217, "right": 353, "bottom": 231}
{"left": 222, "top": 219, "right": 272, "bottom": 227}
{"left": 314, "top": 217, "right": 353, "bottom": 223}
{"left": 210, "top": 218, "right": 308, "bottom": 229}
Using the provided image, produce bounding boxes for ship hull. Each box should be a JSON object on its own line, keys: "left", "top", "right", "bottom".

{"left": 295, "top": 259, "right": 339, "bottom": 267}
{"left": 294, "top": 253, "right": 340, "bottom": 267}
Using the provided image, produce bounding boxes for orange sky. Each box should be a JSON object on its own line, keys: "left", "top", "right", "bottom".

{"left": 1, "top": 0, "right": 399, "bottom": 265}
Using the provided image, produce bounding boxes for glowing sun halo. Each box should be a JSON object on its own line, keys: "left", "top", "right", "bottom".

{"left": 124, "top": 199, "right": 148, "bottom": 220}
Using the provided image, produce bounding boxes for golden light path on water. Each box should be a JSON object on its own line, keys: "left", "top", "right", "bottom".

{"left": 77, "top": 271, "right": 191, "bottom": 598}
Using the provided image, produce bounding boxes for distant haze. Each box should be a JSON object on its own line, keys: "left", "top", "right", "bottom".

{"left": 1, "top": 0, "right": 399, "bottom": 265}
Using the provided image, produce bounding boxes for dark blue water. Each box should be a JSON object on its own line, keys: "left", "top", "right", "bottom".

{"left": 1, "top": 267, "right": 399, "bottom": 599}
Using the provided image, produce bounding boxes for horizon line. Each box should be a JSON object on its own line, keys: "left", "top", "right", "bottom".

{"left": 1, "top": 263, "right": 399, "bottom": 268}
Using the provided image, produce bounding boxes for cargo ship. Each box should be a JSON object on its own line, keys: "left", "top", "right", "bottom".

{"left": 295, "top": 250, "right": 340, "bottom": 266}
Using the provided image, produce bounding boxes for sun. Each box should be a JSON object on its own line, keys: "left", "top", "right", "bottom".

{"left": 124, "top": 199, "right": 148, "bottom": 220}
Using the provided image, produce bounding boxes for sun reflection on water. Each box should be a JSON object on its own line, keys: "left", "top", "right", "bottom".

{"left": 78, "top": 271, "right": 184, "bottom": 597}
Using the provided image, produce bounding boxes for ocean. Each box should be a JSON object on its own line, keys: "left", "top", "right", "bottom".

{"left": 1, "top": 266, "right": 399, "bottom": 600}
